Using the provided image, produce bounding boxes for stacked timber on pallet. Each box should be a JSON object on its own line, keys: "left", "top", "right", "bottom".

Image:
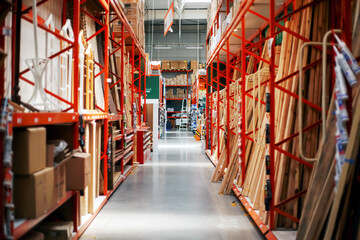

{"left": 211, "top": 0, "right": 333, "bottom": 229}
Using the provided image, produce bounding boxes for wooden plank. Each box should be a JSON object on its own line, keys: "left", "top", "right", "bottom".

{"left": 88, "top": 122, "right": 97, "bottom": 214}
{"left": 96, "top": 122, "right": 102, "bottom": 196}
{"left": 296, "top": 98, "right": 336, "bottom": 239}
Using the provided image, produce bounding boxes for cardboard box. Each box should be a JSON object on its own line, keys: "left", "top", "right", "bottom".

{"left": 162, "top": 61, "right": 170, "bottom": 70}
{"left": 21, "top": 231, "right": 45, "bottom": 240}
{"left": 190, "top": 61, "right": 198, "bottom": 70}
{"left": 36, "top": 221, "right": 73, "bottom": 240}
{"left": 66, "top": 152, "right": 90, "bottom": 191}
{"left": 54, "top": 159, "right": 67, "bottom": 204}
{"left": 178, "top": 61, "right": 187, "bottom": 70}
{"left": 14, "top": 167, "right": 54, "bottom": 219}
{"left": 46, "top": 144, "right": 55, "bottom": 167}
{"left": 171, "top": 61, "right": 179, "bottom": 70}
{"left": 13, "top": 127, "right": 46, "bottom": 175}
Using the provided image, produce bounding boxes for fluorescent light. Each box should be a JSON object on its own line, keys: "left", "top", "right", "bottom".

{"left": 154, "top": 46, "right": 171, "bottom": 49}
{"left": 186, "top": 46, "right": 203, "bottom": 49}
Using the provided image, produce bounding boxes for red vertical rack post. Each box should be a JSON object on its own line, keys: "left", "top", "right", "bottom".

{"left": 216, "top": 53, "right": 220, "bottom": 161}
{"left": 138, "top": 54, "right": 141, "bottom": 126}
{"left": 142, "top": 55, "right": 146, "bottom": 124}
{"left": 131, "top": 40, "right": 135, "bottom": 127}
{"left": 103, "top": 0, "right": 109, "bottom": 196}
{"left": 210, "top": 63, "right": 214, "bottom": 154}
{"left": 225, "top": 40, "right": 230, "bottom": 167}
{"left": 121, "top": 22, "right": 125, "bottom": 151}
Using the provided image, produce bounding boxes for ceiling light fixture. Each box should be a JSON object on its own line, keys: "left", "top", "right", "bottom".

{"left": 154, "top": 46, "right": 172, "bottom": 49}
{"left": 186, "top": 46, "right": 203, "bottom": 49}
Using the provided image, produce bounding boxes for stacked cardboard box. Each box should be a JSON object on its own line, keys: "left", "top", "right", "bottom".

{"left": 166, "top": 88, "right": 187, "bottom": 99}
{"left": 120, "top": 0, "right": 145, "bottom": 48}
{"left": 35, "top": 221, "right": 74, "bottom": 240}
{"left": 166, "top": 89, "right": 174, "bottom": 98}
{"left": 179, "top": 61, "right": 188, "bottom": 70}
{"left": 190, "top": 61, "right": 198, "bottom": 70}
{"left": 164, "top": 74, "right": 188, "bottom": 85}
{"left": 199, "top": 63, "right": 206, "bottom": 69}
{"left": 162, "top": 60, "right": 171, "bottom": 70}
{"left": 207, "top": 0, "right": 240, "bottom": 58}
{"left": 13, "top": 127, "right": 91, "bottom": 220}
{"left": 13, "top": 127, "right": 56, "bottom": 219}
{"left": 170, "top": 60, "right": 179, "bottom": 70}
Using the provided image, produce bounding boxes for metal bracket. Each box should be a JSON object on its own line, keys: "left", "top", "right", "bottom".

{"left": 298, "top": 29, "right": 342, "bottom": 162}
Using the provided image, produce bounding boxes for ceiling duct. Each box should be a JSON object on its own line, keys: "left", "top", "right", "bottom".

{"left": 174, "top": 0, "right": 185, "bottom": 41}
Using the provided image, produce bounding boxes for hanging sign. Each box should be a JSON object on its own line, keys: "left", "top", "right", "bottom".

{"left": 164, "top": 1, "right": 174, "bottom": 37}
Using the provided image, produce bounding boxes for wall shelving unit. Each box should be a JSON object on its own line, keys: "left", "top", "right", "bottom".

{"left": 205, "top": 0, "right": 351, "bottom": 239}
{"left": 0, "top": 0, "right": 147, "bottom": 239}
{"left": 162, "top": 69, "right": 193, "bottom": 126}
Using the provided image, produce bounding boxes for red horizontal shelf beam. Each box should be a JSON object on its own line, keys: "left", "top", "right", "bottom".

{"left": 83, "top": 113, "right": 108, "bottom": 121}
{"left": 166, "top": 85, "right": 191, "bottom": 87}
{"left": 123, "top": 153, "right": 134, "bottom": 166}
{"left": 167, "top": 116, "right": 187, "bottom": 118}
{"left": 166, "top": 98, "right": 185, "bottom": 100}
{"left": 13, "top": 113, "right": 78, "bottom": 127}
{"left": 124, "top": 146, "right": 133, "bottom": 156}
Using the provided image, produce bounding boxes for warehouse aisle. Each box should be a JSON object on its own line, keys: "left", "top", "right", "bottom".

{"left": 80, "top": 130, "right": 263, "bottom": 240}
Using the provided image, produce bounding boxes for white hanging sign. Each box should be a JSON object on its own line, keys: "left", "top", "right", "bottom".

{"left": 164, "top": 1, "right": 174, "bottom": 37}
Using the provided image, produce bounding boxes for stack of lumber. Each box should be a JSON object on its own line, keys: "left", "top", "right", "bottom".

{"left": 297, "top": 3, "right": 360, "bottom": 238}
{"left": 211, "top": 0, "right": 333, "bottom": 229}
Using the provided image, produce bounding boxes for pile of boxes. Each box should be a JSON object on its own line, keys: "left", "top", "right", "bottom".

{"left": 161, "top": 60, "right": 205, "bottom": 71}
{"left": 206, "top": 0, "right": 242, "bottom": 60}
{"left": 113, "top": 0, "right": 145, "bottom": 48}
{"left": 162, "top": 60, "right": 188, "bottom": 70}
{"left": 164, "top": 74, "right": 188, "bottom": 85}
{"left": 166, "top": 88, "right": 187, "bottom": 99}
{"left": 13, "top": 127, "right": 90, "bottom": 220}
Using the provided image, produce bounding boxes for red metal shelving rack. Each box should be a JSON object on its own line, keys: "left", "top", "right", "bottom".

{"left": 1, "top": 0, "right": 147, "bottom": 239}
{"left": 205, "top": 0, "right": 351, "bottom": 238}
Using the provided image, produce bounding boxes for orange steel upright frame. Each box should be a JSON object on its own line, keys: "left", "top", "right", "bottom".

{"left": 205, "top": 0, "right": 351, "bottom": 238}
{"left": 2, "top": 0, "right": 147, "bottom": 239}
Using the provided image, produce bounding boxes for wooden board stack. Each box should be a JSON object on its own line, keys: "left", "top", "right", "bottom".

{"left": 210, "top": 0, "right": 334, "bottom": 229}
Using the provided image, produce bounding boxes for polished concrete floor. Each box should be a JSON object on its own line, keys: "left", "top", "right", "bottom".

{"left": 80, "top": 130, "right": 264, "bottom": 240}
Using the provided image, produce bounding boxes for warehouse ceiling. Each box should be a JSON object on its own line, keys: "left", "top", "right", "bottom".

{"left": 144, "top": 0, "right": 209, "bottom": 33}
{"left": 145, "top": 0, "right": 211, "bottom": 10}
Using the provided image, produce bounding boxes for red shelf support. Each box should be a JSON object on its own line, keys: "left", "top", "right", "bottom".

{"left": 4, "top": 0, "right": 147, "bottom": 239}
